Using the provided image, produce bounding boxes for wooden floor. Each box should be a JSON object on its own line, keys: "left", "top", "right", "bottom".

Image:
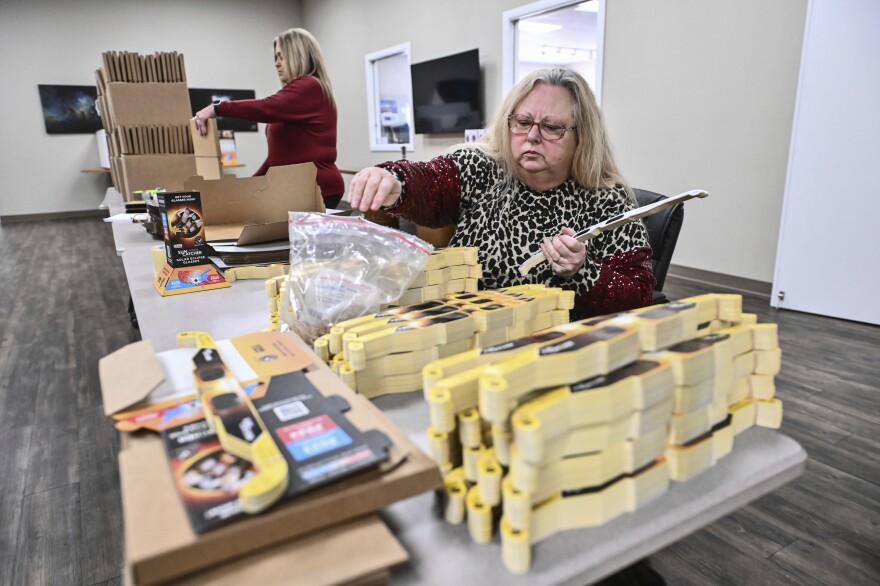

{"left": 0, "top": 217, "right": 877, "bottom": 585}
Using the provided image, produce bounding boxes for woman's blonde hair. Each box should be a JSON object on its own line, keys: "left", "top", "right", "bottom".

{"left": 274, "top": 28, "right": 336, "bottom": 109}
{"left": 467, "top": 68, "right": 627, "bottom": 193}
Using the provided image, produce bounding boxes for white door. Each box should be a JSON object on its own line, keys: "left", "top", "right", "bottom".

{"left": 771, "top": 0, "right": 880, "bottom": 325}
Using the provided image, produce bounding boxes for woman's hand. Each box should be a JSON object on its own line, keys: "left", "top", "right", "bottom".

{"left": 541, "top": 226, "right": 586, "bottom": 278}
{"left": 348, "top": 167, "right": 402, "bottom": 212}
{"left": 193, "top": 104, "right": 216, "bottom": 137}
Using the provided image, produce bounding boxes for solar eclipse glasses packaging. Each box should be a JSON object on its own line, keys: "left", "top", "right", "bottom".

{"left": 158, "top": 190, "right": 208, "bottom": 268}
{"left": 154, "top": 190, "right": 229, "bottom": 295}
{"left": 162, "top": 369, "right": 391, "bottom": 534}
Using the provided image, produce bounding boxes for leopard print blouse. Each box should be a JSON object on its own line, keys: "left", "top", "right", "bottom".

{"left": 380, "top": 147, "right": 655, "bottom": 316}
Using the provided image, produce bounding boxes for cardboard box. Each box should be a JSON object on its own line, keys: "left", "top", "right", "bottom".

{"left": 118, "top": 154, "right": 197, "bottom": 202}
{"left": 104, "top": 82, "right": 192, "bottom": 127}
{"left": 127, "top": 515, "right": 405, "bottom": 586}
{"left": 184, "top": 163, "right": 325, "bottom": 244}
{"left": 99, "top": 333, "right": 441, "bottom": 585}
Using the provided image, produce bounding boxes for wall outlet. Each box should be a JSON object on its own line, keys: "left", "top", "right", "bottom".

{"left": 464, "top": 128, "right": 487, "bottom": 143}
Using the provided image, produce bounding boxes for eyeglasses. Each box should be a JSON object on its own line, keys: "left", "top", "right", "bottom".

{"left": 507, "top": 114, "right": 576, "bottom": 141}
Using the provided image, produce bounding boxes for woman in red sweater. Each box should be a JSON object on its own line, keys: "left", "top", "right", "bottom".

{"left": 194, "top": 28, "right": 345, "bottom": 208}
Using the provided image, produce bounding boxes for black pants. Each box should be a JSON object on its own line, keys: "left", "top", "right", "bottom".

{"left": 323, "top": 193, "right": 343, "bottom": 209}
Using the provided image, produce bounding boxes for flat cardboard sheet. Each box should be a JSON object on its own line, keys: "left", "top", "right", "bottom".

{"left": 195, "top": 156, "right": 221, "bottom": 180}
{"left": 98, "top": 340, "right": 163, "bottom": 416}
{"left": 105, "top": 82, "right": 192, "bottom": 126}
{"left": 190, "top": 119, "right": 221, "bottom": 158}
{"left": 124, "top": 515, "right": 403, "bottom": 586}
{"left": 118, "top": 154, "right": 196, "bottom": 201}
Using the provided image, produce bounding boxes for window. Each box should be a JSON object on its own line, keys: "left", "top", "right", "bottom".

{"left": 502, "top": 0, "right": 605, "bottom": 102}
{"left": 365, "top": 43, "right": 414, "bottom": 153}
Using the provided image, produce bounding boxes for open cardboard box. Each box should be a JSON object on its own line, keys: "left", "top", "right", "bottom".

{"left": 99, "top": 332, "right": 441, "bottom": 585}
{"left": 184, "top": 163, "right": 326, "bottom": 245}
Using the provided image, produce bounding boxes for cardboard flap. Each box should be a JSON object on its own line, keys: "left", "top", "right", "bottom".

{"left": 189, "top": 118, "right": 221, "bottom": 157}
{"left": 204, "top": 221, "right": 288, "bottom": 244}
{"left": 99, "top": 340, "right": 164, "bottom": 416}
{"left": 201, "top": 224, "right": 244, "bottom": 242}
{"left": 236, "top": 222, "right": 290, "bottom": 246}
{"left": 184, "top": 163, "right": 325, "bottom": 244}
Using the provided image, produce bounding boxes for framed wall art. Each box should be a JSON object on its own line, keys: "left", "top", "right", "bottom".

{"left": 38, "top": 84, "right": 102, "bottom": 134}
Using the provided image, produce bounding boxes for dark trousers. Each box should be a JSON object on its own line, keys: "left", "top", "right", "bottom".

{"left": 323, "top": 193, "right": 343, "bottom": 209}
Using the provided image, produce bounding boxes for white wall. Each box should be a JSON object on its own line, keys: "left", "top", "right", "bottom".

{"left": 602, "top": 0, "right": 807, "bottom": 283}
{"left": 0, "top": 0, "right": 302, "bottom": 218}
{"left": 1, "top": 0, "right": 809, "bottom": 284}
{"left": 302, "top": 0, "right": 807, "bottom": 284}
{"left": 302, "top": 0, "right": 525, "bottom": 171}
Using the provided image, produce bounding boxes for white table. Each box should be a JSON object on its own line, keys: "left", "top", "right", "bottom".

{"left": 107, "top": 205, "right": 806, "bottom": 585}
{"left": 376, "top": 395, "right": 803, "bottom": 585}
{"left": 112, "top": 220, "right": 272, "bottom": 350}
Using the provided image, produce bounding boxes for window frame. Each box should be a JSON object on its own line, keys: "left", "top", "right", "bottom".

{"left": 501, "top": 0, "right": 606, "bottom": 104}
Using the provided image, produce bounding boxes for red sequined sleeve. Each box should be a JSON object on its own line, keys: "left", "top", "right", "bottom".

{"left": 376, "top": 157, "right": 462, "bottom": 228}
{"left": 566, "top": 247, "right": 656, "bottom": 317}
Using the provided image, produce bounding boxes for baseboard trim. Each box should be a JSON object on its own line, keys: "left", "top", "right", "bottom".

{"left": 667, "top": 265, "right": 772, "bottom": 298}
{"left": 1, "top": 209, "right": 109, "bottom": 223}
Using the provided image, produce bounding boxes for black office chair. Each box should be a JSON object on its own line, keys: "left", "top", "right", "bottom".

{"left": 632, "top": 188, "right": 685, "bottom": 305}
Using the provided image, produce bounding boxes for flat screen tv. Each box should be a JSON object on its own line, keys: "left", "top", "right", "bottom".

{"left": 411, "top": 48, "right": 482, "bottom": 135}
{"left": 189, "top": 88, "right": 258, "bottom": 132}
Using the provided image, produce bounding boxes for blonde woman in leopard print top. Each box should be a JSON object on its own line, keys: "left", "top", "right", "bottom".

{"left": 350, "top": 68, "right": 654, "bottom": 318}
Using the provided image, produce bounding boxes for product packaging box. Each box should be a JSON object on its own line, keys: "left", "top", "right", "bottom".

{"left": 161, "top": 370, "right": 393, "bottom": 534}
{"left": 219, "top": 130, "right": 238, "bottom": 166}
{"left": 157, "top": 191, "right": 207, "bottom": 268}
{"left": 190, "top": 118, "right": 221, "bottom": 158}
{"left": 184, "top": 163, "right": 325, "bottom": 244}
{"left": 153, "top": 191, "right": 229, "bottom": 296}
{"left": 99, "top": 331, "right": 441, "bottom": 584}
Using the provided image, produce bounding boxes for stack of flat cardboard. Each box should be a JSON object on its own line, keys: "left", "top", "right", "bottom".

{"left": 95, "top": 50, "right": 221, "bottom": 201}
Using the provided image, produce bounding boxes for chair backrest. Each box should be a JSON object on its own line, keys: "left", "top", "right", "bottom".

{"left": 632, "top": 188, "right": 684, "bottom": 291}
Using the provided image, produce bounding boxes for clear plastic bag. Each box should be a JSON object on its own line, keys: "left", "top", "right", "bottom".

{"left": 286, "top": 212, "right": 434, "bottom": 342}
